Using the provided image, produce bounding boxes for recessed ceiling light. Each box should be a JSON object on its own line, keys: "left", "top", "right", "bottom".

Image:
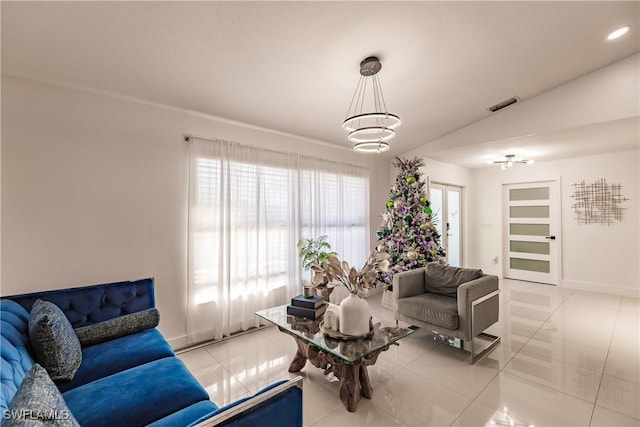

{"left": 607, "top": 25, "right": 631, "bottom": 41}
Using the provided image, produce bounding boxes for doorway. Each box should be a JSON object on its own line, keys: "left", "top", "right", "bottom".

{"left": 430, "top": 183, "right": 463, "bottom": 267}
{"left": 502, "top": 180, "right": 560, "bottom": 285}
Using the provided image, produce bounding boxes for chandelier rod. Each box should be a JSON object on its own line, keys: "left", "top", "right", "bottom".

{"left": 344, "top": 75, "right": 364, "bottom": 120}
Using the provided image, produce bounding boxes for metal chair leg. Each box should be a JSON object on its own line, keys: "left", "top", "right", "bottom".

{"left": 468, "top": 333, "right": 501, "bottom": 364}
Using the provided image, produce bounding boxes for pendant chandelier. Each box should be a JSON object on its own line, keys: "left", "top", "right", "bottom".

{"left": 343, "top": 56, "right": 401, "bottom": 153}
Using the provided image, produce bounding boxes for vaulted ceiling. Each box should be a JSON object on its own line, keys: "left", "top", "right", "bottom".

{"left": 2, "top": 1, "right": 639, "bottom": 166}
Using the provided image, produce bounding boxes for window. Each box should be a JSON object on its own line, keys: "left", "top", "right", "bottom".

{"left": 187, "top": 138, "right": 369, "bottom": 343}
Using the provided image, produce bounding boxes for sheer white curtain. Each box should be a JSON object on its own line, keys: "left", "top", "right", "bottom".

{"left": 187, "top": 138, "right": 369, "bottom": 344}
{"left": 299, "top": 156, "right": 370, "bottom": 300}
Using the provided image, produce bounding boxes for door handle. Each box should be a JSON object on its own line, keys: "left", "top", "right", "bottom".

{"left": 545, "top": 236, "right": 556, "bottom": 240}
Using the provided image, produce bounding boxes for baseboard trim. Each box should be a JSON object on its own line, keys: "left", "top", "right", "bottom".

{"left": 561, "top": 280, "right": 639, "bottom": 298}
{"left": 167, "top": 335, "right": 188, "bottom": 351}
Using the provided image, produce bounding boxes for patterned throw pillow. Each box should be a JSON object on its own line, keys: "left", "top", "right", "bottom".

{"left": 28, "top": 300, "right": 82, "bottom": 381}
{"left": 74, "top": 308, "right": 160, "bottom": 347}
{"left": 4, "top": 363, "right": 80, "bottom": 426}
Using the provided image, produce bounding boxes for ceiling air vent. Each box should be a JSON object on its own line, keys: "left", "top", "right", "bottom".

{"left": 488, "top": 96, "right": 520, "bottom": 112}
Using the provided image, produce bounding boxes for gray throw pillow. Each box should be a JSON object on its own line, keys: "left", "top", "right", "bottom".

{"left": 5, "top": 363, "right": 80, "bottom": 426}
{"left": 424, "top": 263, "right": 483, "bottom": 297}
{"left": 28, "top": 300, "right": 82, "bottom": 382}
{"left": 74, "top": 308, "right": 160, "bottom": 347}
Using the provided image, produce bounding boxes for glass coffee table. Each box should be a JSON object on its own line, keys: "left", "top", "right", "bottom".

{"left": 255, "top": 305, "right": 414, "bottom": 412}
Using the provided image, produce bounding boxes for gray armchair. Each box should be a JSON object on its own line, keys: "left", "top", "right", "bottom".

{"left": 393, "top": 263, "right": 500, "bottom": 364}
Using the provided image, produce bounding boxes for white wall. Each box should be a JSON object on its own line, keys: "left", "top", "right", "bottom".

{"left": 469, "top": 151, "right": 639, "bottom": 297}
{"left": 1, "top": 75, "right": 389, "bottom": 348}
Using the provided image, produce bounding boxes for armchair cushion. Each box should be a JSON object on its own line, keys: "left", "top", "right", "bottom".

{"left": 396, "top": 293, "right": 458, "bottom": 330}
{"left": 424, "top": 263, "right": 483, "bottom": 297}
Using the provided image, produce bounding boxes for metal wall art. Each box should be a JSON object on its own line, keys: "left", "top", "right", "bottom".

{"left": 570, "top": 178, "right": 628, "bottom": 225}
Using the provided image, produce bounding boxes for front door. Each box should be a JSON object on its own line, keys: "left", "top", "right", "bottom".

{"left": 502, "top": 181, "right": 560, "bottom": 285}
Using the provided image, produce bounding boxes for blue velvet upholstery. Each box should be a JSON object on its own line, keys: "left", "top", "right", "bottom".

{"left": 147, "top": 400, "right": 219, "bottom": 427}
{"left": 28, "top": 300, "right": 82, "bottom": 381}
{"left": 187, "top": 380, "right": 303, "bottom": 427}
{"left": 1, "top": 300, "right": 35, "bottom": 416}
{"left": 2, "top": 279, "right": 303, "bottom": 427}
{"left": 62, "top": 358, "right": 210, "bottom": 427}
{"left": 56, "top": 329, "right": 174, "bottom": 393}
{"left": 7, "top": 279, "right": 155, "bottom": 328}
{"left": 220, "top": 387, "right": 302, "bottom": 427}
{"left": 5, "top": 363, "right": 80, "bottom": 426}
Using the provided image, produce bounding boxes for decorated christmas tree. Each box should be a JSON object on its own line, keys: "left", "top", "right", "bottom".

{"left": 376, "top": 156, "right": 446, "bottom": 288}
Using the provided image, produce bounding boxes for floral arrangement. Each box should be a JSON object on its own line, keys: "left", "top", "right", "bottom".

{"left": 311, "top": 252, "right": 390, "bottom": 298}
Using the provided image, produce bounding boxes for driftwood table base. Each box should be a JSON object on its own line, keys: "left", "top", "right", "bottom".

{"left": 255, "top": 307, "right": 413, "bottom": 413}
{"left": 284, "top": 330, "right": 387, "bottom": 412}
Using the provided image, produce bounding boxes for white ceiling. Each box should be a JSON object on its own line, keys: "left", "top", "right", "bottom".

{"left": 2, "top": 1, "right": 639, "bottom": 165}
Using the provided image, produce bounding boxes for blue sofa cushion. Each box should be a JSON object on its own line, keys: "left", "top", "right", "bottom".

{"left": 5, "top": 363, "right": 80, "bottom": 426}
{"left": 1, "top": 300, "right": 35, "bottom": 416}
{"left": 56, "top": 328, "right": 174, "bottom": 393}
{"left": 63, "top": 357, "right": 210, "bottom": 427}
{"left": 74, "top": 308, "right": 160, "bottom": 347}
{"left": 147, "top": 400, "right": 219, "bottom": 427}
{"left": 28, "top": 300, "right": 81, "bottom": 381}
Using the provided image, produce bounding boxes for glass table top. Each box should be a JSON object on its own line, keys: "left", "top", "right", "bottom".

{"left": 255, "top": 304, "right": 414, "bottom": 363}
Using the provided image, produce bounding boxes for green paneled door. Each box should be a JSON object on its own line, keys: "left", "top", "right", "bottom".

{"left": 503, "top": 181, "right": 559, "bottom": 285}
{"left": 510, "top": 223, "right": 549, "bottom": 236}
{"left": 510, "top": 257, "right": 551, "bottom": 274}
{"left": 510, "top": 241, "right": 550, "bottom": 255}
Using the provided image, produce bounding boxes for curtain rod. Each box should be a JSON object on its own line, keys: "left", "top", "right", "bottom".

{"left": 182, "top": 134, "right": 370, "bottom": 172}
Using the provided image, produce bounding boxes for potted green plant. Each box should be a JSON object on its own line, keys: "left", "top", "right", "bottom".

{"left": 297, "top": 235, "right": 337, "bottom": 301}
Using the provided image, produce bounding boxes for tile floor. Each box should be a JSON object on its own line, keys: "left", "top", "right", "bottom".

{"left": 177, "top": 279, "right": 640, "bottom": 426}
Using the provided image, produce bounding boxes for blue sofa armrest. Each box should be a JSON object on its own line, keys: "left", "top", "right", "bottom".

{"left": 5, "top": 278, "right": 156, "bottom": 328}
{"left": 192, "top": 376, "right": 303, "bottom": 427}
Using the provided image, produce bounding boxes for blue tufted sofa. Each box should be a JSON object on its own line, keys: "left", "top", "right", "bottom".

{"left": 1, "top": 278, "right": 303, "bottom": 426}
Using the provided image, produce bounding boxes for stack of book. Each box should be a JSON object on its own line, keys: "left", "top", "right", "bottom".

{"left": 286, "top": 294, "right": 327, "bottom": 320}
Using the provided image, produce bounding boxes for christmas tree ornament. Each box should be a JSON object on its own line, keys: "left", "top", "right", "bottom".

{"left": 406, "top": 176, "right": 415, "bottom": 184}
{"left": 386, "top": 200, "right": 394, "bottom": 208}
{"left": 419, "top": 196, "right": 427, "bottom": 204}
